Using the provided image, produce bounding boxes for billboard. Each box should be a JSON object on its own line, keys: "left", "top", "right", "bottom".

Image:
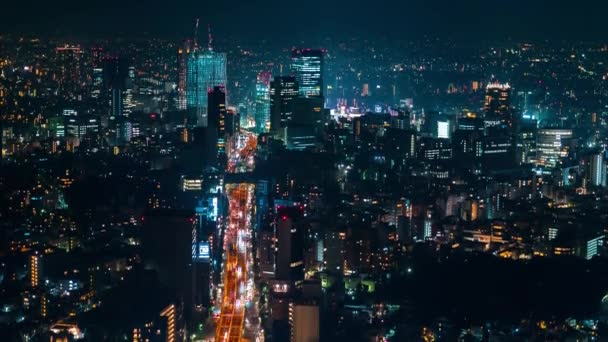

{"left": 194, "top": 242, "right": 210, "bottom": 262}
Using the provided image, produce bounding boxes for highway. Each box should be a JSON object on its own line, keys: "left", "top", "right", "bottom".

{"left": 214, "top": 130, "right": 261, "bottom": 342}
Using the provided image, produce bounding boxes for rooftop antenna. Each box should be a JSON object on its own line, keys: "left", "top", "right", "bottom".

{"left": 208, "top": 23, "right": 213, "bottom": 51}
{"left": 193, "top": 18, "right": 200, "bottom": 53}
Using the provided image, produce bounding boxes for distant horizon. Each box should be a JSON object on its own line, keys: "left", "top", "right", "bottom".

{"left": 2, "top": 0, "right": 607, "bottom": 42}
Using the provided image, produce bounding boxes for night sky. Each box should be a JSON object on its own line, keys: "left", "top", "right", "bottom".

{"left": 1, "top": 0, "right": 607, "bottom": 41}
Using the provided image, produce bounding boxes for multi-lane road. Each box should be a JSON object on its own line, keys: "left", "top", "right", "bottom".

{"left": 214, "top": 130, "right": 260, "bottom": 342}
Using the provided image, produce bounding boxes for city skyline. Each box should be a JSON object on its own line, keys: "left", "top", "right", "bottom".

{"left": 4, "top": 3, "right": 608, "bottom": 341}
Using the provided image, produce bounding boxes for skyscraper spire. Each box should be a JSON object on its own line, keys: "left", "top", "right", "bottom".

{"left": 208, "top": 23, "right": 213, "bottom": 51}
{"left": 193, "top": 18, "right": 200, "bottom": 53}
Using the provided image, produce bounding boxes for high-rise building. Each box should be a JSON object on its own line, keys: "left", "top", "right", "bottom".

{"left": 516, "top": 118, "right": 537, "bottom": 165}
{"left": 177, "top": 40, "right": 193, "bottom": 110}
{"left": 208, "top": 86, "right": 227, "bottom": 158}
{"left": 291, "top": 49, "right": 323, "bottom": 98}
{"left": 275, "top": 207, "right": 304, "bottom": 288}
{"left": 104, "top": 55, "right": 129, "bottom": 118}
{"left": 437, "top": 119, "right": 451, "bottom": 139}
{"left": 590, "top": 151, "right": 607, "bottom": 187}
{"left": 55, "top": 45, "right": 84, "bottom": 99}
{"left": 142, "top": 209, "right": 207, "bottom": 323}
{"left": 30, "top": 253, "right": 42, "bottom": 288}
{"left": 186, "top": 40, "right": 227, "bottom": 127}
{"left": 484, "top": 82, "right": 512, "bottom": 126}
{"left": 290, "top": 303, "right": 320, "bottom": 342}
{"left": 224, "top": 109, "right": 240, "bottom": 137}
{"left": 270, "top": 76, "right": 299, "bottom": 134}
{"left": 255, "top": 71, "right": 272, "bottom": 134}
{"left": 536, "top": 128, "right": 573, "bottom": 168}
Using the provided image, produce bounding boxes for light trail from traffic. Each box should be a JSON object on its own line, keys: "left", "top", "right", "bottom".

{"left": 214, "top": 129, "right": 260, "bottom": 342}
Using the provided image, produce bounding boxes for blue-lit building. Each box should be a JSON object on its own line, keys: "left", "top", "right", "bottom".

{"left": 255, "top": 71, "right": 272, "bottom": 134}
{"left": 186, "top": 47, "right": 227, "bottom": 127}
{"left": 291, "top": 49, "right": 323, "bottom": 98}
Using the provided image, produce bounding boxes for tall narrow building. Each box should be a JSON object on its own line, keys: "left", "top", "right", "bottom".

{"left": 177, "top": 39, "right": 193, "bottom": 110}
{"left": 291, "top": 49, "right": 323, "bottom": 98}
{"left": 270, "top": 76, "right": 299, "bottom": 135}
{"left": 208, "top": 86, "right": 227, "bottom": 160}
{"left": 255, "top": 71, "right": 272, "bottom": 134}
{"left": 484, "top": 82, "right": 512, "bottom": 126}
{"left": 55, "top": 45, "right": 84, "bottom": 99}
{"left": 590, "top": 151, "right": 607, "bottom": 187}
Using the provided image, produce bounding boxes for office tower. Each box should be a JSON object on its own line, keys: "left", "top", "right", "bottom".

{"left": 270, "top": 76, "right": 299, "bottom": 134}
{"left": 111, "top": 88, "right": 122, "bottom": 117}
{"left": 275, "top": 207, "right": 304, "bottom": 288}
{"left": 255, "top": 71, "right": 272, "bottom": 134}
{"left": 208, "top": 86, "right": 227, "bottom": 159}
{"left": 457, "top": 115, "right": 485, "bottom": 132}
{"left": 177, "top": 40, "right": 193, "bottom": 110}
{"left": 423, "top": 111, "right": 439, "bottom": 136}
{"left": 290, "top": 303, "right": 320, "bottom": 342}
{"left": 436, "top": 119, "right": 451, "bottom": 139}
{"left": 91, "top": 47, "right": 104, "bottom": 97}
{"left": 286, "top": 97, "right": 324, "bottom": 150}
{"left": 590, "top": 151, "right": 607, "bottom": 187}
{"left": 224, "top": 109, "right": 240, "bottom": 136}
{"left": 142, "top": 209, "right": 204, "bottom": 323}
{"left": 104, "top": 55, "right": 129, "bottom": 117}
{"left": 65, "top": 116, "right": 100, "bottom": 139}
{"left": 55, "top": 45, "right": 83, "bottom": 98}
{"left": 391, "top": 110, "right": 410, "bottom": 130}
{"left": 291, "top": 49, "right": 323, "bottom": 98}
{"left": 536, "top": 128, "right": 573, "bottom": 168}
{"left": 323, "top": 231, "right": 345, "bottom": 274}
{"left": 186, "top": 35, "right": 227, "bottom": 127}
{"left": 516, "top": 118, "right": 537, "bottom": 165}
{"left": 30, "top": 253, "right": 42, "bottom": 288}
{"left": 385, "top": 128, "right": 417, "bottom": 169}
{"left": 482, "top": 130, "right": 515, "bottom": 171}
{"left": 484, "top": 82, "right": 512, "bottom": 126}
{"left": 419, "top": 137, "right": 452, "bottom": 161}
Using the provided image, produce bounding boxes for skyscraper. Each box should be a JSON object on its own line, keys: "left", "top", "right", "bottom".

{"left": 291, "top": 49, "right": 323, "bottom": 98}
{"left": 270, "top": 76, "right": 299, "bottom": 135}
{"left": 208, "top": 86, "right": 227, "bottom": 159}
{"left": 55, "top": 45, "right": 84, "bottom": 99}
{"left": 590, "top": 151, "right": 607, "bottom": 187}
{"left": 275, "top": 207, "right": 304, "bottom": 288}
{"left": 255, "top": 71, "right": 272, "bottom": 134}
{"left": 177, "top": 40, "right": 193, "bottom": 110}
{"left": 186, "top": 35, "right": 227, "bottom": 127}
{"left": 536, "top": 128, "right": 573, "bottom": 168}
{"left": 484, "top": 82, "right": 512, "bottom": 126}
{"left": 103, "top": 55, "right": 128, "bottom": 118}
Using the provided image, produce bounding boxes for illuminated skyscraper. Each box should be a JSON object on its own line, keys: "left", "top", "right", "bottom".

{"left": 208, "top": 86, "right": 227, "bottom": 159}
{"left": 270, "top": 76, "right": 299, "bottom": 135}
{"left": 536, "top": 128, "right": 573, "bottom": 168}
{"left": 291, "top": 49, "right": 323, "bottom": 98}
{"left": 55, "top": 45, "right": 84, "bottom": 99}
{"left": 590, "top": 151, "right": 607, "bottom": 187}
{"left": 255, "top": 71, "right": 272, "bottom": 134}
{"left": 30, "top": 253, "right": 41, "bottom": 288}
{"left": 186, "top": 32, "right": 227, "bottom": 127}
{"left": 103, "top": 55, "right": 129, "bottom": 118}
{"left": 177, "top": 40, "right": 193, "bottom": 110}
{"left": 484, "top": 82, "right": 512, "bottom": 126}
